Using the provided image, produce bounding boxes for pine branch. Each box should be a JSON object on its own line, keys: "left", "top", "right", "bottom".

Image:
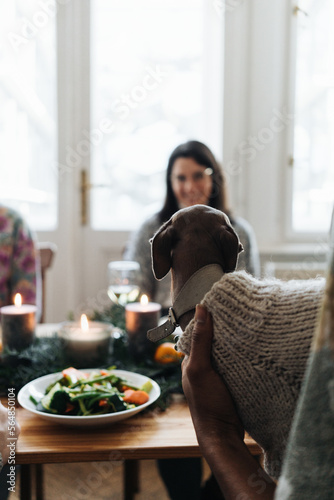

{"left": 0, "top": 302, "right": 183, "bottom": 409}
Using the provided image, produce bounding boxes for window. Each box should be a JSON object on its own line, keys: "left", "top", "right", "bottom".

{"left": 1, "top": 1, "right": 223, "bottom": 233}
{"left": 0, "top": 0, "right": 57, "bottom": 230}
{"left": 90, "top": 0, "right": 223, "bottom": 230}
{"left": 291, "top": 0, "right": 334, "bottom": 233}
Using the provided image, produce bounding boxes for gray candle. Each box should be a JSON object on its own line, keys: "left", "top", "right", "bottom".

{"left": 59, "top": 315, "right": 112, "bottom": 367}
{"left": 125, "top": 296, "right": 161, "bottom": 360}
{"left": 1, "top": 298, "right": 37, "bottom": 351}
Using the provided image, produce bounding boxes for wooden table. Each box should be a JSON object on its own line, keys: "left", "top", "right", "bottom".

{"left": 5, "top": 396, "right": 261, "bottom": 500}
{"left": 2, "top": 324, "right": 262, "bottom": 499}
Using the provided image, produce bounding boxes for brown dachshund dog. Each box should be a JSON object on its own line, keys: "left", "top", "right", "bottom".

{"left": 150, "top": 204, "right": 243, "bottom": 331}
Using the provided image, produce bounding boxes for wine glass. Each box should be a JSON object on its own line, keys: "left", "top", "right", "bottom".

{"left": 107, "top": 261, "right": 140, "bottom": 305}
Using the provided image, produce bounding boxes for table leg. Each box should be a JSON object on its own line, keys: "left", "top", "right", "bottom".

{"left": 124, "top": 459, "right": 140, "bottom": 500}
{"left": 20, "top": 465, "right": 31, "bottom": 500}
{"left": 35, "top": 464, "right": 44, "bottom": 500}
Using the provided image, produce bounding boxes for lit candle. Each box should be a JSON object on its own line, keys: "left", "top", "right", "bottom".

{"left": 125, "top": 295, "right": 161, "bottom": 360}
{"left": 59, "top": 314, "right": 112, "bottom": 367}
{"left": 0, "top": 293, "right": 37, "bottom": 351}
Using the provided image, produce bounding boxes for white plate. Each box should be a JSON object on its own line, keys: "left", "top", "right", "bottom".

{"left": 17, "top": 369, "right": 160, "bottom": 427}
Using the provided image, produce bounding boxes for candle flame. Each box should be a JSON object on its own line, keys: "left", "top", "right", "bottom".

{"left": 80, "top": 314, "right": 89, "bottom": 332}
{"left": 14, "top": 293, "right": 22, "bottom": 307}
{"left": 140, "top": 294, "right": 149, "bottom": 306}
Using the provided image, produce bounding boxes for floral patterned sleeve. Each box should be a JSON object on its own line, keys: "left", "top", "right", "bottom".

{"left": 0, "top": 206, "right": 40, "bottom": 309}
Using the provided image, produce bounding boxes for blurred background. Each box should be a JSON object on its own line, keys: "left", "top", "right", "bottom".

{"left": 1, "top": 0, "right": 333, "bottom": 322}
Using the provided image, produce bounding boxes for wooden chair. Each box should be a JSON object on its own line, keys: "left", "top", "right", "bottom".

{"left": 37, "top": 242, "right": 57, "bottom": 324}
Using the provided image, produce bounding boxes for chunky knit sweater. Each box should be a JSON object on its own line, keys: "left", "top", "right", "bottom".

{"left": 176, "top": 271, "right": 325, "bottom": 479}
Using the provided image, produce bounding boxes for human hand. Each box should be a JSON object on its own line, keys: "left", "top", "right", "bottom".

{"left": 181, "top": 304, "right": 244, "bottom": 447}
{"left": 0, "top": 401, "right": 21, "bottom": 467}
{"left": 182, "top": 305, "right": 276, "bottom": 500}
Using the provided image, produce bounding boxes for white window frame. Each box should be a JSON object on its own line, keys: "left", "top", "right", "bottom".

{"left": 285, "top": 0, "right": 334, "bottom": 241}
{"left": 86, "top": 0, "right": 224, "bottom": 232}
{"left": 224, "top": 0, "right": 331, "bottom": 255}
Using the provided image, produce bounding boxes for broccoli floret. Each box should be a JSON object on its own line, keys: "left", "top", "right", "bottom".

{"left": 41, "top": 382, "right": 71, "bottom": 414}
{"left": 108, "top": 394, "right": 127, "bottom": 412}
{"left": 49, "top": 390, "right": 71, "bottom": 413}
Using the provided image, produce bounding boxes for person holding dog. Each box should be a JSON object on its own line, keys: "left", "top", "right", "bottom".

{"left": 124, "top": 140, "right": 260, "bottom": 316}
{"left": 182, "top": 212, "right": 334, "bottom": 499}
{"left": 124, "top": 140, "right": 261, "bottom": 500}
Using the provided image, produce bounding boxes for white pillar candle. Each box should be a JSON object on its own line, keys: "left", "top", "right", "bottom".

{"left": 0, "top": 294, "right": 37, "bottom": 351}
{"left": 125, "top": 295, "right": 161, "bottom": 360}
{"left": 59, "top": 314, "right": 112, "bottom": 367}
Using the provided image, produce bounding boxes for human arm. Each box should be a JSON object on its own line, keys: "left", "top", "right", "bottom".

{"left": 10, "top": 214, "right": 40, "bottom": 306}
{"left": 0, "top": 206, "right": 41, "bottom": 319}
{"left": 182, "top": 304, "right": 276, "bottom": 499}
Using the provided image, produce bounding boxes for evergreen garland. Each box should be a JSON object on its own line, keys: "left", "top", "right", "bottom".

{"left": 0, "top": 303, "right": 183, "bottom": 409}
{"left": 0, "top": 337, "right": 66, "bottom": 393}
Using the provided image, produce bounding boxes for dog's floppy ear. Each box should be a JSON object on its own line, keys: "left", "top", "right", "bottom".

{"left": 218, "top": 224, "right": 244, "bottom": 273}
{"left": 150, "top": 220, "right": 174, "bottom": 279}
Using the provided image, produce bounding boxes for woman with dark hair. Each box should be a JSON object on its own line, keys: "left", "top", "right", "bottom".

{"left": 124, "top": 140, "right": 260, "bottom": 314}
{"left": 158, "top": 140, "right": 228, "bottom": 220}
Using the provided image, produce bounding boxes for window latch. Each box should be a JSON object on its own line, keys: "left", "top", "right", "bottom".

{"left": 80, "top": 170, "right": 90, "bottom": 226}
{"left": 80, "top": 170, "right": 114, "bottom": 226}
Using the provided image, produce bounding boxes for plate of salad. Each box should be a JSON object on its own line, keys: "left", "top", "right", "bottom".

{"left": 17, "top": 367, "right": 161, "bottom": 426}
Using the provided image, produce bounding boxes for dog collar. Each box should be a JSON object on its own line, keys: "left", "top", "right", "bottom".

{"left": 147, "top": 264, "right": 224, "bottom": 342}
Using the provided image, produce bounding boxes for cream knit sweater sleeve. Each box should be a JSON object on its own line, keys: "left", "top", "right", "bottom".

{"left": 176, "top": 271, "right": 325, "bottom": 479}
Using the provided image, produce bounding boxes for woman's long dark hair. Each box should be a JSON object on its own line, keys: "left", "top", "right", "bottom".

{"left": 158, "top": 140, "right": 231, "bottom": 223}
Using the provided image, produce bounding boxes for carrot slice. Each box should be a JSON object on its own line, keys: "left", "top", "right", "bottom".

{"left": 100, "top": 369, "right": 109, "bottom": 376}
{"left": 98, "top": 399, "right": 108, "bottom": 407}
{"left": 122, "top": 390, "right": 149, "bottom": 405}
{"left": 65, "top": 403, "right": 75, "bottom": 413}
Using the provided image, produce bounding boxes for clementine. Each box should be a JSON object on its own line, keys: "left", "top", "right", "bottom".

{"left": 154, "top": 342, "right": 185, "bottom": 364}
